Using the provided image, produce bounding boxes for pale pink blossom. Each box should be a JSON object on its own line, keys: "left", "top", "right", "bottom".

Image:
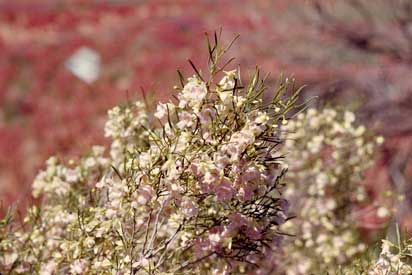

{"left": 154, "top": 103, "right": 168, "bottom": 120}
{"left": 137, "top": 185, "right": 154, "bottom": 205}
{"left": 228, "top": 213, "right": 247, "bottom": 230}
{"left": 245, "top": 226, "right": 262, "bottom": 240}
{"left": 238, "top": 186, "right": 253, "bottom": 201}
{"left": 198, "top": 107, "right": 215, "bottom": 126}
{"left": 180, "top": 197, "right": 199, "bottom": 218}
{"left": 70, "top": 259, "right": 87, "bottom": 274}
{"left": 242, "top": 165, "right": 261, "bottom": 181}
{"left": 176, "top": 111, "right": 195, "bottom": 129}
{"left": 214, "top": 178, "right": 235, "bottom": 201}
{"left": 178, "top": 77, "right": 207, "bottom": 112}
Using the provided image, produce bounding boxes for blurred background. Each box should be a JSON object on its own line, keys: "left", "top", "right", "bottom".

{"left": 0, "top": 0, "right": 411, "bottom": 230}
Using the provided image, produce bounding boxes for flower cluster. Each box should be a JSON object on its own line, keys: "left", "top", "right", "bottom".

{"left": 1, "top": 33, "right": 399, "bottom": 274}
{"left": 368, "top": 239, "right": 412, "bottom": 275}
{"left": 104, "top": 101, "right": 149, "bottom": 165}
{"left": 0, "top": 37, "right": 303, "bottom": 274}
{"left": 276, "top": 108, "right": 386, "bottom": 274}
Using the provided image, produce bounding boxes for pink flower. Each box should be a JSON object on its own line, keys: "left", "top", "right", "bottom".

{"left": 178, "top": 77, "right": 207, "bottom": 112}
{"left": 272, "top": 211, "right": 287, "bottom": 226}
{"left": 223, "top": 129, "right": 255, "bottom": 161}
{"left": 228, "top": 213, "right": 247, "bottom": 232}
{"left": 180, "top": 197, "right": 198, "bottom": 218}
{"left": 204, "top": 169, "right": 220, "bottom": 185}
{"left": 223, "top": 144, "right": 241, "bottom": 161}
{"left": 278, "top": 199, "right": 290, "bottom": 213}
{"left": 176, "top": 111, "right": 195, "bottom": 129}
{"left": 245, "top": 226, "right": 262, "bottom": 240}
{"left": 190, "top": 162, "right": 200, "bottom": 175}
{"left": 215, "top": 154, "right": 230, "bottom": 170}
{"left": 70, "top": 259, "right": 87, "bottom": 274}
{"left": 137, "top": 185, "right": 154, "bottom": 205}
{"left": 198, "top": 107, "right": 215, "bottom": 126}
{"left": 238, "top": 186, "right": 253, "bottom": 201}
{"left": 242, "top": 165, "right": 261, "bottom": 181}
{"left": 214, "top": 178, "right": 235, "bottom": 202}
{"left": 154, "top": 103, "right": 168, "bottom": 120}
{"left": 208, "top": 232, "right": 222, "bottom": 246}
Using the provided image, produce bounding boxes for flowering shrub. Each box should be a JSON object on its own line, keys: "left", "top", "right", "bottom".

{"left": 277, "top": 108, "right": 386, "bottom": 274}
{"left": 1, "top": 31, "right": 401, "bottom": 274}
{"left": 0, "top": 37, "right": 303, "bottom": 274}
{"left": 2, "top": 2, "right": 411, "bottom": 235}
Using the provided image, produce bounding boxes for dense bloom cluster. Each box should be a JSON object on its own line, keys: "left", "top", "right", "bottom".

{"left": 104, "top": 101, "right": 149, "bottom": 165}
{"left": 277, "top": 108, "right": 386, "bottom": 274}
{"left": 0, "top": 49, "right": 304, "bottom": 274}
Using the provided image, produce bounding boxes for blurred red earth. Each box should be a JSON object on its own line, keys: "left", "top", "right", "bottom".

{"left": 1, "top": 0, "right": 411, "bottom": 232}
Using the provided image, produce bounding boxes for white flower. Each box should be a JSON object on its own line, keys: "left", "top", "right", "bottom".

{"left": 178, "top": 77, "right": 207, "bottom": 113}
{"left": 154, "top": 102, "right": 174, "bottom": 120}
{"left": 209, "top": 233, "right": 222, "bottom": 245}
{"left": 176, "top": 111, "right": 195, "bottom": 129}
{"left": 217, "top": 70, "right": 237, "bottom": 105}
{"left": 39, "top": 261, "right": 57, "bottom": 275}
{"left": 180, "top": 197, "right": 199, "bottom": 218}
{"left": 70, "top": 259, "right": 87, "bottom": 274}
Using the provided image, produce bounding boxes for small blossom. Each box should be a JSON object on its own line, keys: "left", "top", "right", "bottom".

{"left": 70, "top": 259, "right": 88, "bottom": 274}
{"left": 214, "top": 178, "right": 235, "bottom": 202}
